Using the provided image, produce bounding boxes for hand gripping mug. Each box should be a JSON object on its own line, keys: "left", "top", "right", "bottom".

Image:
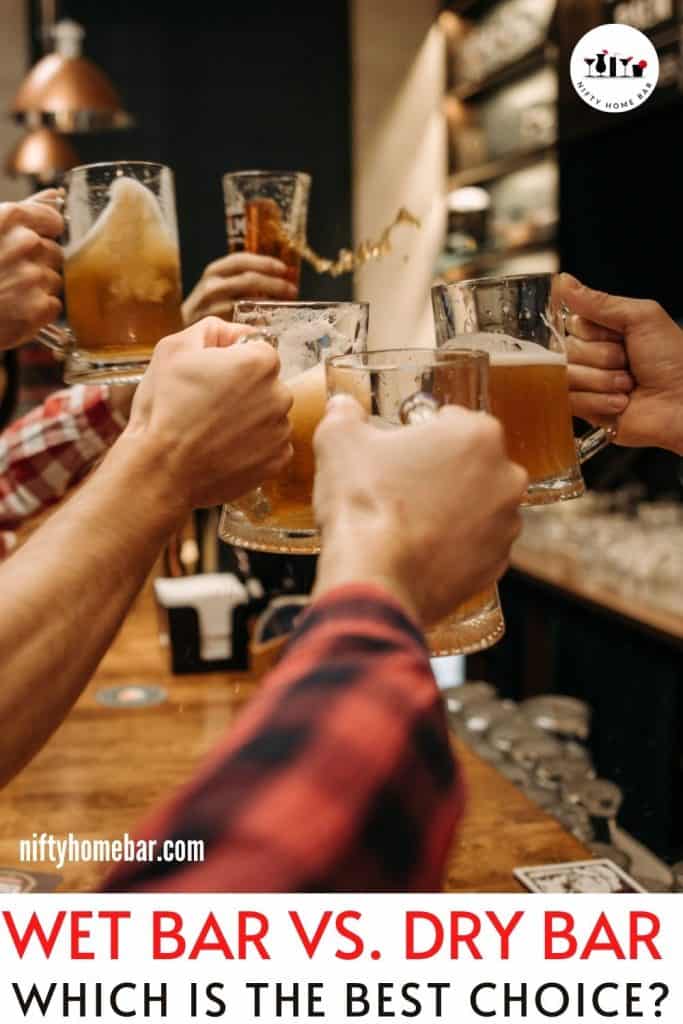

{"left": 325, "top": 347, "right": 506, "bottom": 656}
{"left": 432, "top": 274, "right": 615, "bottom": 506}
{"left": 218, "top": 300, "right": 369, "bottom": 555}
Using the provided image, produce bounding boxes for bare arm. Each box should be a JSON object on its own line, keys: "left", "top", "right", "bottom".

{"left": 0, "top": 317, "right": 292, "bottom": 788}
{"left": 0, "top": 435, "right": 182, "bottom": 786}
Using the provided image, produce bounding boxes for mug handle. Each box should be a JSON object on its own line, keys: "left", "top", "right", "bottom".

{"left": 36, "top": 323, "right": 74, "bottom": 355}
{"left": 576, "top": 423, "right": 617, "bottom": 463}
{"left": 235, "top": 328, "right": 279, "bottom": 349}
{"left": 399, "top": 392, "right": 440, "bottom": 425}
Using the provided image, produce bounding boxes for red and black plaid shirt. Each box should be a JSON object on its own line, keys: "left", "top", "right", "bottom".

{"left": 106, "top": 584, "right": 463, "bottom": 892}
{"left": 0, "top": 385, "right": 125, "bottom": 557}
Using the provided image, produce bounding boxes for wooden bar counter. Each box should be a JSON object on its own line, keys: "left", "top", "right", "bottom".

{"left": 0, "top": 585, "right": 589, "bottom": 892}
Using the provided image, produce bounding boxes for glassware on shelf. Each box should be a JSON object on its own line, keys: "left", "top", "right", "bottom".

{"left": 672, "top": 862, "right": 683, "bottom": 893}
{"left": 535, "top": 755, "right": 595, "bottom": 792}
{"left": 635, "top": 873, "right": 674, "bottom": 893}
{"left": 498, "top": 761, "right": 531, "bottom": 788}
{"left": 442, "top": 681, "right": 497, "bottom": 717}
{"left": 636, "top": 500, "right": 682, "bottom": 529}
{"left": 562, "top": 777, "right": 622, "bottom": 814}
{"left": 489, "top": 717, "right": 542, "bottom": 754}
{"left": 564, "top": 740, "right": 595, "bottom": 767}
{"left": 587, "top": 841, "right": 631, "bottom": 872}
{"left": 523, "top": 785, "right": 560, "bottom": 812}
{"left": 553, "top": 804, "right": 594, "bottom": 844}
{"left": 468, "top": 738, "right": 506, "bottom": 765}
{"left": 462, "top": 699, "right": 518, "bottom": 737}
{"left": 521, "top": 695, "right": 591, "bottom": 741}
{"left": 509, "top": 734, "right": 564, "bottom": 772}
{"left": 517, "top": 492, "right": 683, "bottom": 616}
{"left": 563, "top": 778, "right": 623, "bottom": 844}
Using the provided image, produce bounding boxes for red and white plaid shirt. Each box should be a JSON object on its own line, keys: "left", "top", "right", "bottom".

{"left": 0, "top": 385, "right": 126, "bottom": 557}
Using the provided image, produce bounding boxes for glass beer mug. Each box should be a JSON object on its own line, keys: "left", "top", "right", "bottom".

{"left": 39, "top": 161, "right": 183, "bottom": 384}
{"left": 326, "top": 348, "right": 506, "bottom": 657}
{"left": 223, "top": 171, "right": 311, "bottom": 292}
{"left": 218, "top": 300, "right": 369, "bottom": 555}
{"left": 432, "top": 274, "right": 615, "bottom": 506}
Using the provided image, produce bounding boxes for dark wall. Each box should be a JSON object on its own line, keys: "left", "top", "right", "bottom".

{"left": 559, "top": 103, "right": 683, "bottom": 320}
{"left": 49, "top": 0, "right": 352, "bottom": 300}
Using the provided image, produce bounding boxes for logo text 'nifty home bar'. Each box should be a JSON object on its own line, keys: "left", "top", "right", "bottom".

{"left": 570, "top": 24, "right": 659, "bottom": 113}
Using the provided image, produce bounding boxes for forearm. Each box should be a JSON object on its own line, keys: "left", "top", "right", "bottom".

{"left": 106, "top": 585, "right": 462, "bottom": 893}
{"left": 670, "top": 394, "right": 683, "bottom": 456}
{"left": 0, "top": 433, "right": 182, "bottom": 786}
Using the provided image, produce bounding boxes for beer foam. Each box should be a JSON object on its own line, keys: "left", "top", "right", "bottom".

{"left": 286, "top": 362, "right": 328, "bottom": 439}
{"left": 325, "top": 363, "right": 372, "bottom": 413}
{"left": 66, "top": 177, "right": 176, "bottom": 257}
{"left": 255, "top": 309, "right": 363, "bottom": 380}
{"left": 64, "top": 178, "right": 180, "bottom": 304}
{"left": 445, "top": 332, "right": 566, "bottom": 366}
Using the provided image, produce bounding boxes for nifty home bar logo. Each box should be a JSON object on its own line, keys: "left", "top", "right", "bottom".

{"left": 570, "top": 24, "right": 659, "bottom": 112}
{"left": 583, "top": 51, "right": 648, "bottom": 78}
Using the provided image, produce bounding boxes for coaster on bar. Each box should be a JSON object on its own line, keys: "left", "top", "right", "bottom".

{"left": 0, "top": 868, "right": 62, "bottom": 893}
{"left": 96, "top": 684, "right": 168, "bottom": 709}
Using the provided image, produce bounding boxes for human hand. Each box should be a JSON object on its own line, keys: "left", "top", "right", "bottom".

{"left": 121, "top": 316, "right": 292, "bottom": 515}
{"left": 0, "top": 189, "right": 63, "bottom": 349}
{"left": 182, "top": 252, "right": 298, "bottom": 325}
{"left": 312, "top": 396, "right": 528, "bottom": 626}
{"left": 559, "top": 273, "right": 683, "bottom": 455}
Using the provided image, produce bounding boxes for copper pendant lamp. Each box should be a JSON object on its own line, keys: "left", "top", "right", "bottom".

{"left": 5, "top": 127, "right": 80, "bottom": 182}
{"left": 11, "top": 18, "right": 132, "bottom": 133}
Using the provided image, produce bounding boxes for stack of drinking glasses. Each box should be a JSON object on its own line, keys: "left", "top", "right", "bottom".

{"left": 440, "top": 681, "right": 680, "bottom": 889}
{"left": 518, "top": 490, "right": 683, "bottom": 616}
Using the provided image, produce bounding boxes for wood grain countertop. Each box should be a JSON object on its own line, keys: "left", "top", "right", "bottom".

{"left": 0, "top": 583, "right": 589, "bottom": 892}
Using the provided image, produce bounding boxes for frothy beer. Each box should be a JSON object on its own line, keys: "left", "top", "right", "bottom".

{"left": 64, "top": 178, "right": 183, "bottom": 358}
{"left": 235, "top": 362, "right": 327, "bottom": 532}
{"left": 461, "top": 334, "right": 578, "bottom": 487}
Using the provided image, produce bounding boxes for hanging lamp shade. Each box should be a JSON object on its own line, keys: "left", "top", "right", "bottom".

{"left": 10, "top": 20, "right": 132, "bottom": 133}
{"left": 5, "top": 127, "right": 79, "bottom": 183}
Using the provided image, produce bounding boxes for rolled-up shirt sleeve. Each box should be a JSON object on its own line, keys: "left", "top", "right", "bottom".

{"left": 105, "top": 583, "right": 464, "bottom": 893}
{"left": 0, "top": 385, "right": 126, "bottom": 555}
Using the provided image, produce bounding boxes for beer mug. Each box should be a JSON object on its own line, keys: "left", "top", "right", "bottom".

{"left": 326, "top": 348, "right": 505, "bottom": 657}
{"left": 39, "top": 161, "right": 183, "bottom": 385}
{"left": 432, "top": 274, "right": 615, "bottom": 506}
{"left": 223, "top": 171, "right": 311, "bottom": 291}
{"left": 218, "top": 300, "right": 369, "bottom": 554}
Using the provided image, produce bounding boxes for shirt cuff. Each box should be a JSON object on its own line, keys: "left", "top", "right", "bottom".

{"left": 298, "top": 581, "right": 428, "bottom": 650}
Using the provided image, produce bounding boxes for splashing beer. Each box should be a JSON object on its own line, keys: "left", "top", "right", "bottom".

{"left": 295, "top": 207, "right": 421, "bottom": 277}
{"left": 242, "top": 201, "right": 421, "bottom": 282}
{"left": 244, "top": 197, "right": 302, "bottom": 288}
